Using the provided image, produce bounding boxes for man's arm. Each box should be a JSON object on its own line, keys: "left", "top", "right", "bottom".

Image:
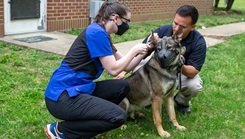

{"left": 181, "top": 65, "right": 199, "bottom": 78}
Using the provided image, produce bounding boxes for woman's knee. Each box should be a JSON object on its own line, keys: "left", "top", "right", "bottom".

{"left": 116, "top": 79, "right": 130, "bottom": 98}
{"left": 122, "top": 80, "right": 130, "bottom": 94}
{"left": 110, "top": 108, "right": 127, "bottom": 126}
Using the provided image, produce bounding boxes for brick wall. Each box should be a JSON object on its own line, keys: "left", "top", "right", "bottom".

{"left": 47, "top": 0, "right": 213, "bottom": 32}
{"left": 47, "top": 0, "right": 90, "bottom": 32}
{"left": 0, "top": 1, "right": 4, "bottom": 37}
{"left": 123, "top": 0, "right": 214, "bottom": 22}
{"left": 0, "top": 0, "right": 213, "bottom": 36}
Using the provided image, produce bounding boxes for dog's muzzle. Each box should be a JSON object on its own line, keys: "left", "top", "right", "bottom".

{"left": 157, "top": 38, "right": 178, "bottom": 68}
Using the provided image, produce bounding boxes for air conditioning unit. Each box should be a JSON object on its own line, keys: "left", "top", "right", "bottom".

{"left": 89, "top": 0, "right": 118, "bottom": 23}
{"left": 89, "top": 0, "right": 104, "bottom": 20}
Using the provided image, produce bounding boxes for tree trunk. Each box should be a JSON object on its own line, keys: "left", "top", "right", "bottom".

{"left": 226, "top": 0, "right": 235, "bottom": 11}
{"left": 214, "top": 0, "right": 220, "bottom": 8}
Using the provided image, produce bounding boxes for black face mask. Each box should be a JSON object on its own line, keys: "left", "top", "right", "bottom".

{"left": 115, "top": 22, "right": 129, "bottom": 36}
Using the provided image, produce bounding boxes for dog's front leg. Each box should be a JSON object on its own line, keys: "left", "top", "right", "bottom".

{"left": 164, "top": 96, "right": 186, "bottom": 131}
{"left": 152, "top": 96, "right": 171, "bottom": 138}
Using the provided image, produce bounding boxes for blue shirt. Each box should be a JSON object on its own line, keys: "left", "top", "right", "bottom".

{"left": 143, "top": 24, "right": 206, "bottom": 71}
{"left": 45, "top": 22, "right": 113, "bottom": 101}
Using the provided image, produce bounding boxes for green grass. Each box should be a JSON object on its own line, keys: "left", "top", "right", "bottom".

{"left": 1, "top": 33, "right": 244, "bottom": 139}
{"left": 1, "top": 0, "right": 245, "bottom": 138}
{"left": 99, "top": 33, "right": 245, "bottom": 138}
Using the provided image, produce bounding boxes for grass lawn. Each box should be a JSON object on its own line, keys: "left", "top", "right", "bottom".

{"left": 0, "top": 0, "right": 245, "bottom": 138}
{"left": 0, "top": 32, "right": 244, "bottom": 139}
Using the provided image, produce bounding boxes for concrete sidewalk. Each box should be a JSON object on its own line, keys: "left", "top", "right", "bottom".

{"left": 0, "top": 22, "right": 245, "bottom": 56}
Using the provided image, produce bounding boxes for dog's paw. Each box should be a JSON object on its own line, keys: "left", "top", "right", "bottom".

{"left": 158, "top": 130, "right": 171, "bottom": 138}
{"left": 176, "top": 125, "right": 186, "bottom": 131}
{"left": 134, "top": 111, "right": 145, "bottom": 117}
{"left": 120, "top": 124, "right": 127, "bottom": 130}
{"left": 129, "top": 112, "right": 136, "bottom": 119}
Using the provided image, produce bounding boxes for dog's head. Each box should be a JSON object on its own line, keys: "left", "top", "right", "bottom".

{"left": 148, "top": 28, "right": 186, "bottom": 69}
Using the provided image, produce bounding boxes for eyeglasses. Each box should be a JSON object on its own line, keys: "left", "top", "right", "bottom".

{"left": 120, "top": 16, "right": 131, "bottom": 23}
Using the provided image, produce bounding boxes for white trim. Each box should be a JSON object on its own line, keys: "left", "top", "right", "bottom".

{"left": 4, "top": 0, "right": 47, "bottom": 35}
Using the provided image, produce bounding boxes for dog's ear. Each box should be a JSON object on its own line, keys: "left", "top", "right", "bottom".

{"left": 172, "top": 27, "right": 183, "bottom": 42}
{"left": 148, "top": 30, "right": 160, "bottom": 45}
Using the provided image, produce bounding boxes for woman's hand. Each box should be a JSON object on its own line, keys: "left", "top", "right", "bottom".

{"left": 133, "top": 43, "right": 150, "bottom": 55}
{"left": 99, "top": 43, "right": 149, "bottom": 76}
{"left": 114, "top": 71, "right": 127, "bottom": 79}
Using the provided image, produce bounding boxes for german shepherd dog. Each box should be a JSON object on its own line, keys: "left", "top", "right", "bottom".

{"left": 119, "top": 28, "right": 186, "bottom": 138}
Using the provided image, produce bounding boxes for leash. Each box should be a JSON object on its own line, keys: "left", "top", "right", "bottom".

{"left": 175, "top": 27, "right": 184, "bottom": 93}
{"left": 177, "top": 43, "right": 183, "bottom": 93}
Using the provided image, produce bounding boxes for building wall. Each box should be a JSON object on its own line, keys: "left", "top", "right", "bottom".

{"left": 0, "top": 1, "right": 4, "bottom": 37}
{"left": 47, "top": 0, "right": 90, "bottom": 32}
{"left": 47, "top": 0, "right": 213, "bottom": 32}
{"left": 0, "top": 0, "right": 213, "bottom": 36}
{"left": 124, "top": 0, "right": 213, "bottom": 22}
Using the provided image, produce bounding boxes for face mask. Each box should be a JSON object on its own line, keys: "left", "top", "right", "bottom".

{"left": 115, "top": 22, "right": 129, "bottom": 36}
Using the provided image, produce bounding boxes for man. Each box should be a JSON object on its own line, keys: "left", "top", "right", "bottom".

{"left": 143, "top": 5, "right": 206, "bottom": 114}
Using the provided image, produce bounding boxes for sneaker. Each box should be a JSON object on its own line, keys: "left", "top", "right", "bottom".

{"left": 174, "top": 96, "right": 191, "bottom": 114}
{"left": 175, "top": 102, "right": 191, "bottom": 114}
{"left": 45, "top": 122, "right": 65, "bottom": 139}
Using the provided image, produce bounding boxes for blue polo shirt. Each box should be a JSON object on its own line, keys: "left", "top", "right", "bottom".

{"left": 143, "top": 24, "right": 206, "bottom": 71}
{"left": 45, "top": 22, "right": 113, "bottom": 101}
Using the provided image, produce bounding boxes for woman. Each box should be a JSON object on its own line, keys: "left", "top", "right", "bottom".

{"left": 44, "top": 1, "right": 150, "bottom": 139}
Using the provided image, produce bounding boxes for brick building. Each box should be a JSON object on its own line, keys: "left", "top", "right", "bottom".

{"left": 0, "top": 0, "right": 213, "bottom": 37}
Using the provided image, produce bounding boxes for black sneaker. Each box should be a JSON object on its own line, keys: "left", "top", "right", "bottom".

{"left": 174, "top": 96, "right": 191, "bottom": 114}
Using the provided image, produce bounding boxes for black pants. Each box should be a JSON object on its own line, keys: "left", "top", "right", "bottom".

{"left": 45, "top": 79, "right": 130, "bottom": 139}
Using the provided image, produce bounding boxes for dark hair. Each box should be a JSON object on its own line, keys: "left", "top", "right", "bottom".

{"left": 176, "top": 5, "right": 199, "bottom": 25}
{"left": 94, "top": 1, "right": 130, "bottom": 53}
{"left": 94, "top": 1, "right": 130, "bottom": 23}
